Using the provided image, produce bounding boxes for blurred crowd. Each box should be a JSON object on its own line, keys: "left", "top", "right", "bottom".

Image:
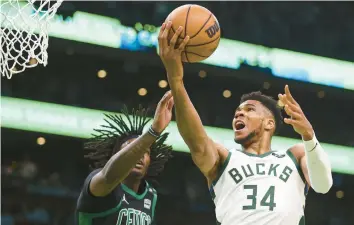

{"left": 2, "top": 155, "right": 78, "bottom": 225}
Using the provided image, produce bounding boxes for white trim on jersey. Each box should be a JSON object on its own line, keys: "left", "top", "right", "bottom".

{"left": 211, "top": 149, "right": 307, "bottom": 225}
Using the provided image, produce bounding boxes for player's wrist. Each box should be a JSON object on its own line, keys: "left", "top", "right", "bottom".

{"left": 165, "top": 64, "right": 184, "bottom": 82}
{"left": 167, "top": 77, "right": 184, "bottom": 90}
{"left": 301, "top": 129, "right": 314, "bottom": 141}
{"left": 148, "top": 125, "right": 161, "bottom": 138}
{"left": 302, "top": 133, "right": 317, "bottom": 152}
{"left": 167, "top": 72, "right": 183, "bottom": 83}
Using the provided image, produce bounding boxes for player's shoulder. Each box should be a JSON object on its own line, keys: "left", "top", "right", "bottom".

{"left": 227, "top": 148, "right": 243, "bottom": 158}
{"left": 76, "top": 168, "right": 118, "bottom": 213}
{"left": 228, "top": 148, "right": 240, "bottom": 153}
{"left": 288, "top": 143, "right": 305, "bottom": 154}
{"left": 287, "top": 143, "right": 306, "bottom": 162}
{"left": 83, "top": 168, "right": 102, "bottom": 182}
{"left": 146, "top": 182, "right": 157, "bottom": 195}
{"left": 89, "top": 168, "right": 102, "bottom": 176}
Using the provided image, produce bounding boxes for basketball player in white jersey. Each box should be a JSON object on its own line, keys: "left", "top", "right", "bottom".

{"left": 157, "top": 21, "right": 333, "bottom": 225}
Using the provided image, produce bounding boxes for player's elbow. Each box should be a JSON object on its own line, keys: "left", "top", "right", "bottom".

{"left": 313, "top": 184, "right": 332, "bottom": 194}
{"left": 312, "top": 177, "right": 333, "bottom": 194}
{"left": 90, "top": 171, "right": 118, "bottom": 197}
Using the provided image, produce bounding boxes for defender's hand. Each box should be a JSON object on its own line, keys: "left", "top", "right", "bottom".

{"left": 152, "top": 91, "right": 174, "bottom": 133}
{"left": 158, "top": 21, "right": 190, "bottom": 82}
{"left": 278, "top": 85, "right": 314, "bottom": 141}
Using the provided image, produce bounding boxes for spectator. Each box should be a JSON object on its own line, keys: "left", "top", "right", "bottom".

{"left": 19, "top": 155, "right": 37, "bottom": 181}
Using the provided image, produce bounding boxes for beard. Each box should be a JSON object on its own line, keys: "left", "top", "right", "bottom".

{"left": 234, "top": 130, "right": 257, "bottom": 145}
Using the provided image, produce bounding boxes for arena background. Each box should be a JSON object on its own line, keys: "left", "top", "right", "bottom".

{"left": 1, "top": 1, "right": 354, "bottom": 225}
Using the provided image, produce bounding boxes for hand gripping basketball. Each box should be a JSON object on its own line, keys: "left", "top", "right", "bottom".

{"left": 159, "top": 21, "right": 190, "bottom": 79}
{"left": 164, "top": 4, "right": 221, "bottom": 63}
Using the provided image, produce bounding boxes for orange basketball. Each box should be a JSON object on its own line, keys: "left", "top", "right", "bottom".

{"left": 165, "top": 4, "right": 221, "bottom": 63}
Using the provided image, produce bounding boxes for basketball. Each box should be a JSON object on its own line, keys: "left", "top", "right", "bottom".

{"left": 165, "top": 4, "right": 221, "bottom": 63}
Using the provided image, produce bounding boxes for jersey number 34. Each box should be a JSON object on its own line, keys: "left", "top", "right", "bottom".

{"left": 243, "top": 185, "right": 276, "bottom": 211}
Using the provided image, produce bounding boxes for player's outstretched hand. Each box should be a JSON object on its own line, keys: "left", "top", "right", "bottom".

{"left": 278, "top": 85, "right": 314, "bottom": 141}
{"left": 158, "top": 21, "right": 190, "bottom": 81}
{"left": 151, "top": 90, "right": 174, "bottom": 133}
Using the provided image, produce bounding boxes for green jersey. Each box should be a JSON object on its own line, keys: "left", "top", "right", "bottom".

{"left": 75, "top": 169, "right": 157, "bottom": 225}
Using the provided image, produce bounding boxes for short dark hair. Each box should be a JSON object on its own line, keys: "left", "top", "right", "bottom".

{"left": 240, "top": 91, "right": 283, "bottom": 134}
{"left": 84, "top": 105, "right": 173, "bottom": 182}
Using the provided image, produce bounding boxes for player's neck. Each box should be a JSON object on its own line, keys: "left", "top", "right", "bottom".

{"left": 242, "top": 134, "right": 272, "bottom": 155}
{"left": 122, "top": 178, "right": 142, "bottom": 194}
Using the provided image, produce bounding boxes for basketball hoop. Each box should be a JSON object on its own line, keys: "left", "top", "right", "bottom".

{"left": 0, "top": 0, "right": 63, "bottom": 79}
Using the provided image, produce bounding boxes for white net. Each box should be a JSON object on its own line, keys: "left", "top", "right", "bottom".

{"left": 0, "top": 0, "right": 63, "bottom": 79}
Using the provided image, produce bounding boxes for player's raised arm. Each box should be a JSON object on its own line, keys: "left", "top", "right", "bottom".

{"left": 158, "top": 22, "right": 228, "bottom": 180}
{"left": 279, "top": 85, "right": 333, "bottom": 194}
{"left": 86, "top": 91, "right": 174, "bottom": 197}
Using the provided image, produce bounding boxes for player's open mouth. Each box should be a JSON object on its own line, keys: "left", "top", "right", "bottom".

{"left": 235, "top": 120, "right": 246, "bottom": 131}
{"left": 136, "top": 160, "right": 144, "bottom": 168}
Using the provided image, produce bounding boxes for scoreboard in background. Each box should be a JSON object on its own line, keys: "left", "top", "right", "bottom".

{"left": 2, "top": 3, "right": 354, "bottom": 90}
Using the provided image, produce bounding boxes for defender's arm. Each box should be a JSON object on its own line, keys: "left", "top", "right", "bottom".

{"left": 90, "top": 132, "right": 158, "bottom": 197}
{"left": 90, "top": 91, "right": 174, "bottom": 196}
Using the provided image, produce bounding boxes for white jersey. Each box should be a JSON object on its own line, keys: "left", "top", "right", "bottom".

{"left": 210, "top": 149, "right": 308, "bottom": 225}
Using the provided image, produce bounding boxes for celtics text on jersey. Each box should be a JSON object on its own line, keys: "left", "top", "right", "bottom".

{"left": 76, "top": 169, "right": 157, "bottom": 225}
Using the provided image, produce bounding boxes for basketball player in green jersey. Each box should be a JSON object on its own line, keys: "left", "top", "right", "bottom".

{"left": 158, "top": 21, "right": 333, "bottom": 225}
{"left": 75, "top": 91, "right": 174, "bottom": 225}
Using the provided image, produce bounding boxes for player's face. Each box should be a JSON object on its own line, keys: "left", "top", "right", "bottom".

{"left": 232, "top": 100, "right": 272, "bottom": 145}
{"left": 120, "top": 138, "right": 151, "bottom": 178}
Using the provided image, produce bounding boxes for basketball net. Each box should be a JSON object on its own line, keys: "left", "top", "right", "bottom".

{"left": 0, "top": 0, "right": 63, "bottom": 79}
